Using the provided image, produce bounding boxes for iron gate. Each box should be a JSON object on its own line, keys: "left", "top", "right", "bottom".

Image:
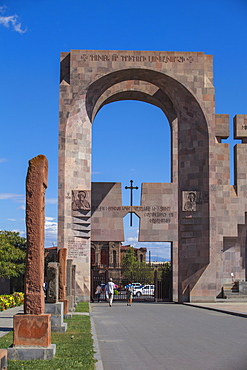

{"left": 91, "top": 268, "right": 172, "bottom": 302}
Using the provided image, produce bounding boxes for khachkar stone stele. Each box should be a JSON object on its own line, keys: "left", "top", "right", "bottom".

{"left": 58, "top": 248, "right": 69, "bottom": 314}
{"left": 25, "top": 155, "right": 48, "bottom": 315}
{"left": 9, "top": 155, "right": 56, "bottom": 360}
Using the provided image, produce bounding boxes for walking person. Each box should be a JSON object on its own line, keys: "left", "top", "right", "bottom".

{"left": 105, "top": 283, "right": 109, "bottom": 302}
{"left": 126, "top": 282, "right": 134, "bottom": 306}
{"left": 95, "top": 284, "right": 102, "bottom": 302}
{"left": 107, "top": 278, "right": 115, "bottom": 307}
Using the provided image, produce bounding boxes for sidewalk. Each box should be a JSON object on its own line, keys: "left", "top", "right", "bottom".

{"left": 0, "top": 305, "right": 23, "bottom": 338}
{"left": 90, "top": 300, "right": 247, "bottom": 370}
{"left": 184, "top": 301, "right": 247, "bottom": 317}
{"left": 1, "top": 301, "right": 247, "bottom": 369}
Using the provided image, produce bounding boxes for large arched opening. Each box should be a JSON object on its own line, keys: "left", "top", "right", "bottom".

{"left": 86, "top": 68, "right": 209, "bottom": 302}
{"left": 92, "top": 100, "right": 172, "bottom": 296}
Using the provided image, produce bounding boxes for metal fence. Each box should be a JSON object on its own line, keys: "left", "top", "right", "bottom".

{"left": 91, "top": 268, "right": 172, "bottom": 302}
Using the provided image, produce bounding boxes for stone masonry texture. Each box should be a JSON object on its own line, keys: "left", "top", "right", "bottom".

{"left": 58, "top": 50, "right": 247, "bottom": 302}
{"left": 25, "top": 155, "right": 48, "bottom": 314}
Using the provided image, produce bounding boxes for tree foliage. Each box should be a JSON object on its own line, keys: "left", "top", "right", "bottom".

{"left": 121, "top": 246, "right": 155, "bottom": 284}
{"left": 0, "top": 230, "right": 26, "bottom": 279}
{"left": 121, "top": 247, "right": 138, "bottom": 279}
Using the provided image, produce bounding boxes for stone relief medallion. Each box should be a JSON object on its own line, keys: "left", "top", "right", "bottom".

{"left": 71, "top": 190, "right": 91, "bottom": 211}
{"left": 182, "top": 191, "right": 202, "bottom": 211}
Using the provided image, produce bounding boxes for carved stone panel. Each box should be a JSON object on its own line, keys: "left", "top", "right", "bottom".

{"left": 182, "top": 191, "right": 202, "bottom": 212}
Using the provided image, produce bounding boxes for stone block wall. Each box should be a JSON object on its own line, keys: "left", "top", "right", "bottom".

{"left": 58, "top": 50, "right": 247, "bottom": 302}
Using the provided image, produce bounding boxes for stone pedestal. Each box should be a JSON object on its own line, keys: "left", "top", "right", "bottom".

{"left": 13, "top": 314, "right": 51, "bottom": 346}
{"left": 8, "top": 314, "right": 56, "bottom": 360}
{"left": 45, "top": 302, "right": 67, "bottom": 332}
{"left": 8, "top": 345, "right": 56, "bottom": 361}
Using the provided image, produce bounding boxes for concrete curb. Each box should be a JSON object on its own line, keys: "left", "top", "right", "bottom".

{"left": 72, "top": 312, "right": 90, "bottom": 315}
{"left": 89, "top": 305, "right": 104, "bottom": 370}
{"left": 183, "top": 303, "right": 247, "bottom": 318}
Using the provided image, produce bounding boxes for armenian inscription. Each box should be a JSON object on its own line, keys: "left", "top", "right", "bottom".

{"left": 81, "top": 53, "right": 196, "bottom": 64}
{"left": 68, "top": 241, "right": 88, "bottom": 259}
{"left": 92, "top": 205, "right": 174, "bottom": 224}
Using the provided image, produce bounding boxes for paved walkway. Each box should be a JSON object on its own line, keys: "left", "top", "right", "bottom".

{"left": 1, "top": 302, "right": 247, "bottom": 369}
{"left": 91, "top": 301, "right": 247, "bottom": 370}
{"left": 185, "top": 301, "right": 247, "bottom": 317}
{"left": 0, "top": 305, "right": 23, "bottom": 338}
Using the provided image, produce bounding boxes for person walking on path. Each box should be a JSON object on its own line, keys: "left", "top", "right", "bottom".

{"left": 95, "top": 284, "right": 102, "bottom": 302}
{"left": 107, "top": 278, "right": 115, "bottom": 307}
{"left": 126, "top": 281, "right": 134, "bottom": 306}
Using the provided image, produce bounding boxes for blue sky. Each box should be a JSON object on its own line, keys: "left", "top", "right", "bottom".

{"left": 0, "top": 0, "right": 246, "bottom": 261}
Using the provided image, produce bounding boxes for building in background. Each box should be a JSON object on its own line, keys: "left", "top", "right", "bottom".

{"left": 91, "top": 242, "right": 147, "bottom": 278}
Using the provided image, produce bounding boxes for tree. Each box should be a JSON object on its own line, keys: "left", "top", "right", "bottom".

{"left": 121, "top": 247, "right": 139, "bottom": 282}
{"left": 0, "top": 230, "right": 26, "bottom": 279}
{"left": 121, "top": 246, "right": 155, "bottom": 284}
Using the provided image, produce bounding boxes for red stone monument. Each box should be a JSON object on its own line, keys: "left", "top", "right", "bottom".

{"left": 8, "top": 155, "right": 56, "bottom": 360}
{"left": 58, "top": 248, "right": 69, "bottom": 314}
{"left": 24, "top": 155, "right": 48, "bottom": 315}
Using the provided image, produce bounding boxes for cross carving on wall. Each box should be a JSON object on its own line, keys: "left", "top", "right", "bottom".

{"left": 125, "top": 180, "right": 138, "bottom": 226}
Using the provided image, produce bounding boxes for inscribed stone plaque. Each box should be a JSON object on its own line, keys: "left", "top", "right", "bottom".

{"left": 68, "top": 241, "right": 88, "bottom": 260}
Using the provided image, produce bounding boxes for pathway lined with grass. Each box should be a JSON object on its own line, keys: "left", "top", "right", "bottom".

{"left": 0, "top": 302, "right": 96, "bottom": 369}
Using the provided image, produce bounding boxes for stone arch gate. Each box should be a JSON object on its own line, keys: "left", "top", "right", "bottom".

{"left": 58, "top": 49, "right": 247, "bottom": 303}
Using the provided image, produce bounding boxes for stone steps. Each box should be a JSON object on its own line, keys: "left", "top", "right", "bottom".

{"left": 223, "top": 283, "right": 239, "bottom": 293}
{"left": 222, "top": 283, "right": 247, "bottom": 300}
{"left": 217, "top": 283, "right": 247, "bottom": 300}
{"left": 216, "top": 297, "right": 247, "bottom": 302}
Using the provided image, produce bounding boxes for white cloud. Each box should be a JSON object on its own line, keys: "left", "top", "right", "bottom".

{"left": 125, "top": 226, "right": 139, "bottom": 233}
{"left": 7, "top": 218, "right": 16, "bottom": 221}
{"left": 11, "top": 229, "right": 25, "bottom": 237}
{"left": 0, "top": 193, "right": 24, "bottom": 201}
{"left": 45, "top": 218, "right": 58, "bottom": 247}
{"left": 45, "top": 219, "right": 57, "bottom": 232}
{"left": 126, "top": 236, "right": 138, "bottom": 243}
{"left": 0, "top": 7, "right": 26, "bottom": 34}
{"left": 0, "top": 158, "right": 7, "bottom": 163}
{"left": 17, "top": 204, "right": 25, "bottom": 210}
{"left": 46, "top": 198, "right": 58, "bottom": 204}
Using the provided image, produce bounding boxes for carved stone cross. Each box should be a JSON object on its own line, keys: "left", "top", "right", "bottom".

{"left": 125, "top": 180, "right": 138, "bottom": 226}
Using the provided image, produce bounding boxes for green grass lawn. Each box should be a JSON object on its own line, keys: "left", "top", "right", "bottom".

{"left": 75, "top": 302, "right": 90, "bottom": 313}
{"left": 0, "top": 302, "right": 96, "bottom": 369}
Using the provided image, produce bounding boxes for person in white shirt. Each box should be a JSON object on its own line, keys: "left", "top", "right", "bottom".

{"left": 107, "top": 278, "right": 115, "bottom": 307}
